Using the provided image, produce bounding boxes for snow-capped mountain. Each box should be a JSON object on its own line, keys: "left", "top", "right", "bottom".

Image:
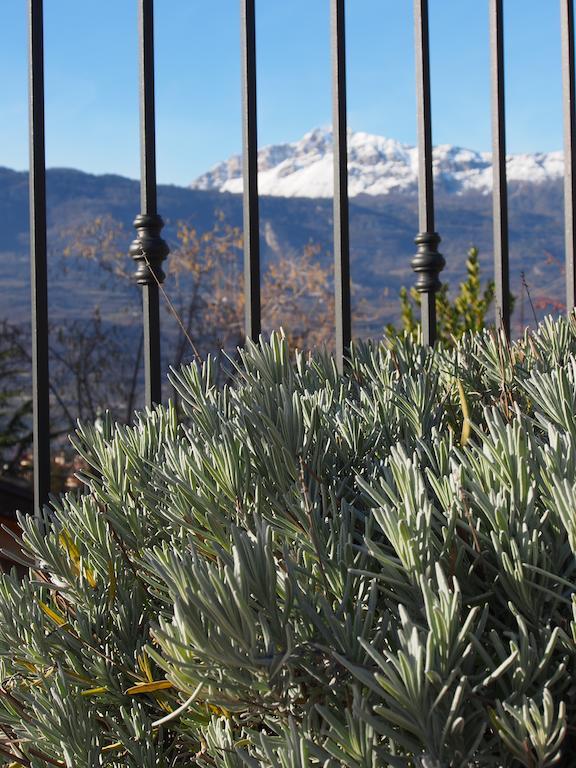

{"left": 190, "top": 127, "right": 563, "bottom": 198}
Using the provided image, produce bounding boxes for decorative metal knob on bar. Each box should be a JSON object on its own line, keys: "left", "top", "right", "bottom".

{"left": 411, "top": 231, "right": 445, "bottom": 294}
{"left": 129, "top": 213, "right": 169, "bottom": 286}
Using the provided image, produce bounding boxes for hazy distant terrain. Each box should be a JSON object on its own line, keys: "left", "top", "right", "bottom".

{"left": 0, "top": 164, "right": 566, "bottom": 338}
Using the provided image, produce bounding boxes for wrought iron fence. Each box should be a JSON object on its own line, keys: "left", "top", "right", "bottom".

{"left": 23, "top": 0, "right": 576, "bottom": 514}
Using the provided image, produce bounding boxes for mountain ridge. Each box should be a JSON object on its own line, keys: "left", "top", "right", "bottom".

{"left": 191, "top": 127, "right": 564, "bottom": 199}
{"left": 0, "top": 165, "right": 565, "bottom": 336}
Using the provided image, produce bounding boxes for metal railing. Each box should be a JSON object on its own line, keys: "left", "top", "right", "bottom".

{"left": 24, "top": 0, "right": 576, "bottom": 514}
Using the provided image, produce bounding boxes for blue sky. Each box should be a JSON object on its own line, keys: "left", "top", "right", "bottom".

{"left": 0, "top": 1, "right": 565, "bottom": 186}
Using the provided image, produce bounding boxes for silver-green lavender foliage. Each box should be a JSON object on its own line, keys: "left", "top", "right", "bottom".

{"left": 1, "top": 318, "right": 576, "bottom": 766}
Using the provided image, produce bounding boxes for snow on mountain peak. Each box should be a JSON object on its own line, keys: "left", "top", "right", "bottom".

{"left": 190, "top": 129, "right": 563, "bottom": 198}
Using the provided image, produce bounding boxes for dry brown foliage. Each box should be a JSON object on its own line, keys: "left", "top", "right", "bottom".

{"left": 64, "top": 212, "right": 335, "bottom": 363}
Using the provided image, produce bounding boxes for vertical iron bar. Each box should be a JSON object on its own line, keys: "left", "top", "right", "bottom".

{"left": 240, "top": 0, "right": 261, "bottom": 342}
{"left": 415, "top": 0, "right": 434, "bottom": 236}
{"left": 139, "top": 0, "right": 157, "bottom": 218}
{"left": 130, "top": 0, "right": 168, "bottom": 407}
{"left": 412, "top": 0, "right": 444, "bottom": 346}
{"left": 28, "top": 0, "right": 50, "bottom": 515}
{"left": 561, "top": 0, "right": 576, "bottom": 313}
{"left": 489, "top": 0, "right": 511, "bottom": 335}
{"left": 331, "top": 0, "right": 351, "bottom": 372}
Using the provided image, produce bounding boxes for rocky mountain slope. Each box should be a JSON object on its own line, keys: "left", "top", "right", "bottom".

{"left": 0, "top": 162, "right": 566, "bottom": 337}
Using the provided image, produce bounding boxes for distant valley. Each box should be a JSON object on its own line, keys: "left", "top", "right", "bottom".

{"left": 0, "top": 131, "right": 568, "bottom": 340}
